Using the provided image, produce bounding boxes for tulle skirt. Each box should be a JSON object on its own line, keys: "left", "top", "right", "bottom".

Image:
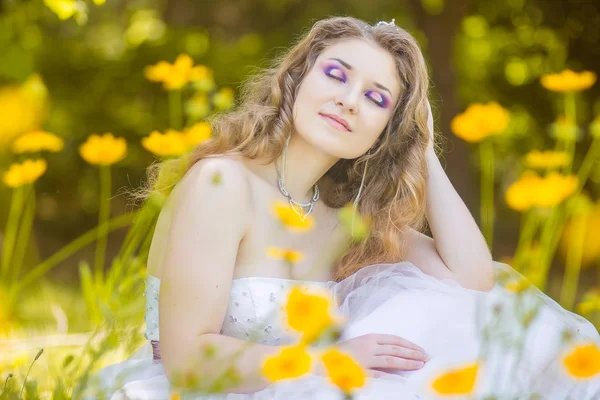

{"left": 75, "top": 261, "right": 600, "bottom": 399}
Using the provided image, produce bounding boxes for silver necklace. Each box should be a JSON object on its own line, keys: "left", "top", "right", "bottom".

{"left": 275, "top": 138, "right": 320, "bottom": 220}
{"left": 276, "top": 172, "right": 320, "bottom": 220}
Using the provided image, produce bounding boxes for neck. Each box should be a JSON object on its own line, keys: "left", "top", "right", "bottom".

{"left": 255, "top": 135, "right": 339, "bottom": 204}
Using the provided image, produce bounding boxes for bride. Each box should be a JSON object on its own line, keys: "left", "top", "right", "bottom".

{"left": 78, "top": 16, "right": 600, "bottom": 399}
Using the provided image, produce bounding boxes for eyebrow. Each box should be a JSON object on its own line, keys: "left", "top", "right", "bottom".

{"left": 328, "top": 57, "right": 393, "bottom": 98}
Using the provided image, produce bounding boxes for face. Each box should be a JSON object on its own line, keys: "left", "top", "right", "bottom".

{"left": 292, "top": 38, "right": 401, "bottom": 159}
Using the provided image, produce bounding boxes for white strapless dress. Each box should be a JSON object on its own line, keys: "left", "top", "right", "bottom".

{"left": 75, "top": 261, "right": 600, "bottom": 399}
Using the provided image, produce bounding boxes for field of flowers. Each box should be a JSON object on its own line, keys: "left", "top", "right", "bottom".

{"left": 2, "top": 0, "right": 600, "bottom": 399}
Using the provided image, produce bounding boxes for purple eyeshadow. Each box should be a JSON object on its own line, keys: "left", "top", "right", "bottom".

{"left": 322, "top": 63, "right": 390, "bottom": 108}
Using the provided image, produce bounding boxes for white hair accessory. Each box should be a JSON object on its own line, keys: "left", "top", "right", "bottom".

{"left": 374, "top": 18, "right": 396, "bottom": 28}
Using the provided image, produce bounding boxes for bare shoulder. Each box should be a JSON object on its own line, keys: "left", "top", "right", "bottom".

{"left": 166, "top": 154, "right": 253, "bottom": 237}
{"left": 402, "top": 227, "right": 455, "bottom": 281}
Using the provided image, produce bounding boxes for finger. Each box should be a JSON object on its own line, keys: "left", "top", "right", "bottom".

{"left": 373, "top": 334, "right": 425, "bottom": 352}
{"left": 370, "top": 355, "right": 425, "bottom": 371}
{"left": 376, "top": 345, "right": 429, "bottom": 362}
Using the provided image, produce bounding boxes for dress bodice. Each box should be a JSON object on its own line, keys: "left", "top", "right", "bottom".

{"left": 144, "top": 275, "right": 333, "bottom": 346}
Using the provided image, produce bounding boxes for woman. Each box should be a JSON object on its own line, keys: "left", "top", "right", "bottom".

{"left": 78, "top": 16, "right": 600, "bottom": 399}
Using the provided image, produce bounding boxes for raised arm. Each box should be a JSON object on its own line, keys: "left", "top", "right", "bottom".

{"left": 159, "top": 158, "right": 279, "bottom": 394}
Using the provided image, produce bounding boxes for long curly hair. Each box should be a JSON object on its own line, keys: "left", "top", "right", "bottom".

{"left": 141, "top": 16, "right": 432, "bottom": 281}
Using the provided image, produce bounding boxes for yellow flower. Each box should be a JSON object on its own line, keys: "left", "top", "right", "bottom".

{"left": 562, "top": 343, "right": 600, "bottom": 379}
{"left": 285, "top": 286, "right": 334, "bottom": 344}
{"left": 141, "top": 130, "right": 188, "bottom": 157}
{"left": 337, "top": 202, "right": 372, "bottom": 242}
{"left": 12, "top": 130, "right": 64, "bottom": 154}
{"left": 272, "top": 200, "right": 315, "bottom": 232}
{"left": 3, "top": 159, "right": 47, "bottom": 188}
{"left": 320, "top": 348, "right": 366, "bottom": 395}
{"left": 144, "top": 54, "right": 209, "bottom": 91}
{"left": 0, "top": 74, "right": 48, "bottom": 146}
{"left": 79, "top": 133, "right": 127, "bottom": 166}
{"left": 541, "top": 70, "right": 597, "bottom": 92}
{"left": 168, "top": 392, "right": 181, "bottom": 400}
{"left": 213, "top": 87, "right": 235, "bottom": 110}
{"left": 505, "top": 171, "right": 578, "bottom": 212}
{"left": 430, "top": 362, "right": 479, "bottom": 396}
{"left": 267, "top": 247, "right": 304, "bottom": 264}
{"left": 523, "top": 150, "right": 571, "bottom": 170}
{"left": 43, "top": 0, "right": 77, "bottom": 20}
{"left": 182, "top": 122, "right": 212, "bottom": 149}
{"left": 450, "top": 102, "right": 510, "bottom": 143}
{"left": 262, "top": 344, "right": 312, "bottom": 382}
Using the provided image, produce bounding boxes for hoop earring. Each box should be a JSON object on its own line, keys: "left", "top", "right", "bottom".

{"left": 351, "top": 149, "right": 373, "bottom": 237}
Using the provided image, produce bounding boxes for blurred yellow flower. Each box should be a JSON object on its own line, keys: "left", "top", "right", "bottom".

{"left": 450, "top": 102, "right": 510, "bottom": 143}
{"left": 262, "top": 344, "right": 312, "bottom": 382}
{"left": 285, "top": 286, "right": 334, "bottom": 344}
{"left": 3, "top": 159, "right": 47, "bottom": 188}
{"left": 541, "top": 70, "right": 597, "bottom": 92}
{"left": 337, "top": 202, "right": 372, "bottom": 242}
{"left": 213, "top": 87, "right": 235, "bottom": 110}
{"left": 93, "top": 0, "right": 105, "bottom": 5}
{"left": 79, "top": 133, "right": 127, "bottom": 166}
{"left": 142, "top": 130, "right": 188, "bottom": 157}
{"left": 562, "top": 343, "right": 600, "bottom": 379}
{"left": 576, "top": 289, "right": 600, "bottom": 315}
{"left": 168, "top": 392, "right": 181, "bottom": 400}
{"left": 560, "top": 203, "right": 600, "bottom": 267}
{"left": 523, "top": 150, "right": 571, "bottom": 170}
{"left": 43, "top": 0, "right": 77, "bottom": 20}
{"left": 186, "top": 92, "right": 211, "bottom": 120}
{"left": 12, "top": 130, "right": 64, "bottom": 154}
{"left": 183, "top": 121, "right": 212, "bottom": 149}
{"left": 550, "top": 116, "right": 580, "bottom": 142}
{"left": 144, "top": 54, "right": 209, "bottom": 91}
{"left": 320, "top": 348, "right": 366, "bottom": 395}
{"left": 0, "top": 74, "right": 48, "bottom": 147}
{"left": 272, "top": 201, "right": 315, "bottom": 232}
{"left": 505, "top": 171, "right": 578, "bottom": 212}
{"left": 504, "top": 277, "right": 531, "bottom": 294}
{"left": 430, "top": 362, "right": 479, "bottom": 395}
{"left": 267, "top": 247, "right": 304, "bottom": 264}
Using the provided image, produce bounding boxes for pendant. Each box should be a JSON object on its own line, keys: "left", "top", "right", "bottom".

{"left": 288, "top": 199, "right": 312, "bottom": 221}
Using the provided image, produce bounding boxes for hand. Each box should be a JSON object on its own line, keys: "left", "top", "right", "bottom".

{"left": 337, "top": 334, "right": 430, "bottom": 378}
{"left": 425, "top": 99, "right": 435, "bottom": 153}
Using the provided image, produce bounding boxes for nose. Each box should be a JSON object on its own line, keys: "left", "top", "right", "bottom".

{"left": 335, "top": 86, "right": 360, "bottom": 115}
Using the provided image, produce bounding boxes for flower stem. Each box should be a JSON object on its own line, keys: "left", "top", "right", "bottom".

{"left": 1, "top": 186, "right": 25, "bottom": 282}
{"left": 479, "top": 139, "right": 495, "bottom": 248}
{"left": 513, "top": 210, "right": 540, "bottom": 271}
{"left": 563, "top": 92, "right": 577, "bottom": 175}
{"left": 560, "top": 215, "right": 586, "bottom": 310}
{"left": 11, "top": 186, "right": 36, "bottom": 284}
{"left": 9, "top": 213, "right": 134, "bottom": 300}
{"left": 169, "top": 89, "right": 183, "bottom": 130}
{"left": 94, "top": 166, "right": 112, "bottom": 283}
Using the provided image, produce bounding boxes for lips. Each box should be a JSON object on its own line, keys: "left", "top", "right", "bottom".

{"left": 319, "top": 113, "right": 351, "bottom": 132}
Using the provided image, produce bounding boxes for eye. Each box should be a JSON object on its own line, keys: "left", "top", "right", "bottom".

{"left": 325, "top": 66, "right": 345, "bottom": 82}
{"left": 366, "top": 91, "right": 388, "bottom": 108}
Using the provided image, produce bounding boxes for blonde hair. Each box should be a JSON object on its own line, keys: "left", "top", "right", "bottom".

{"left": 139, "top": 16, "right": 431, "bottom": 281}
